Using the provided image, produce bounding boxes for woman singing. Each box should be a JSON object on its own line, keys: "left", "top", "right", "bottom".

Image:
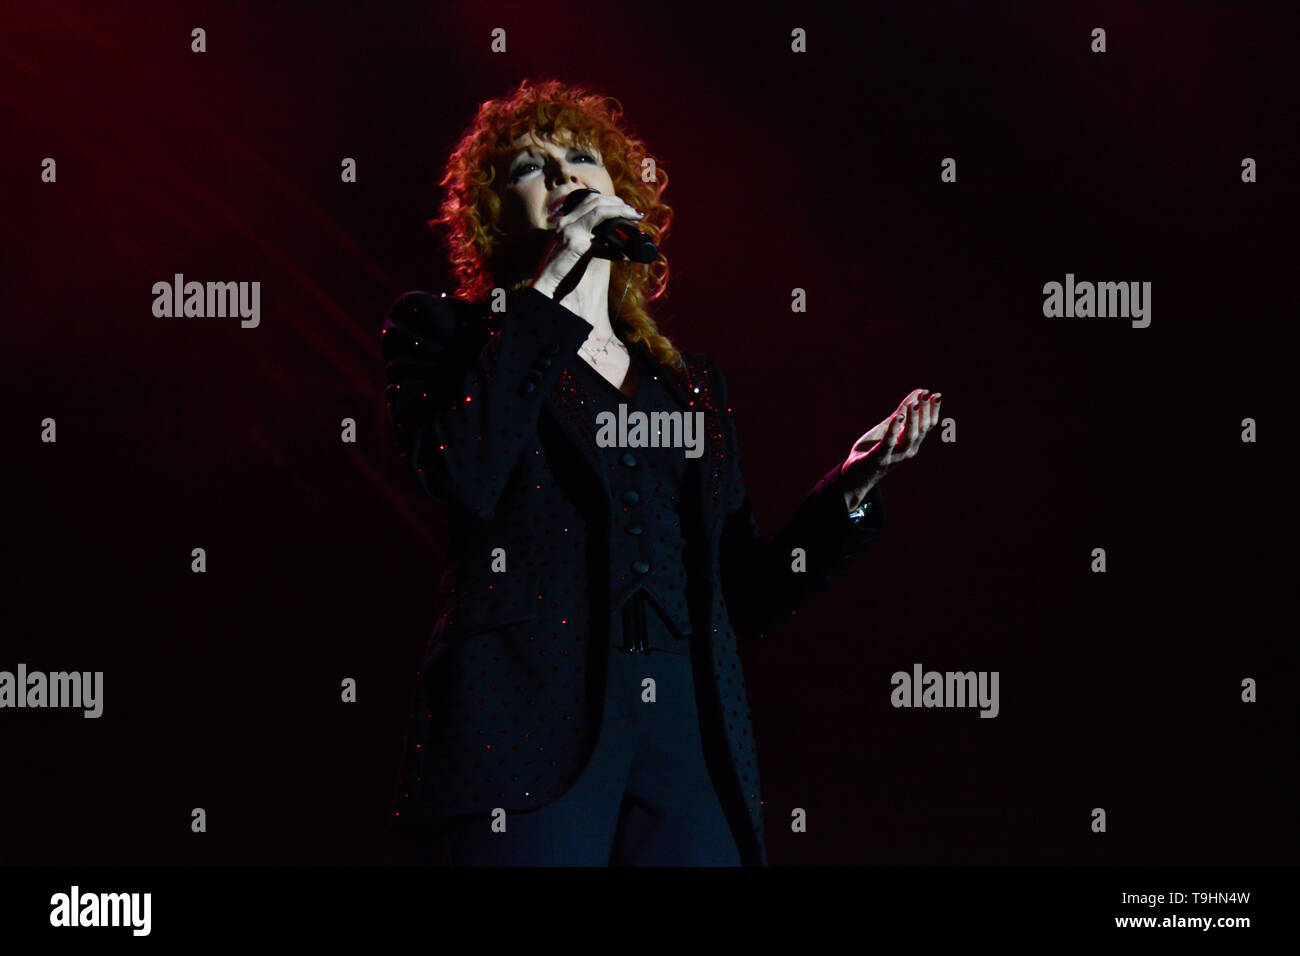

{"left": 382, "top": 78, "right": 940, "bottom": 866}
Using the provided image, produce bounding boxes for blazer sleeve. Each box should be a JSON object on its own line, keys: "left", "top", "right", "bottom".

{"left": 381, "top": 287, "right": 593, "bottom": 521}
{"left": 714, "top": 357, "right": 886, "bottom": 641}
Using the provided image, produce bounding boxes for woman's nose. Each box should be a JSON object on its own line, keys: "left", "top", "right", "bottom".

{"left": 546, "top": 162, "right": 583, "bottom": 189}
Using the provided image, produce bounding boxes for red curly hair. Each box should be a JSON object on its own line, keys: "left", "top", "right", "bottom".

{"left": 428, "top": 77, "right": 682, "bottom": 369}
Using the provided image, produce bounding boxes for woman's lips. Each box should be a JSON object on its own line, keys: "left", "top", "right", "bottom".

{"left": 548, "top": 190, "right": 586, "bottom": 215}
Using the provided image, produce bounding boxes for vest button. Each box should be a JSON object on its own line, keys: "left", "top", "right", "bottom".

{"left": 626, "top": 524, "right": 644, "bottom": 535}
{"left": 631, "top": 560, "right": 650, "bottom": 574}
{"left": 621, "top": 452, "right": 637, "bottom": 467}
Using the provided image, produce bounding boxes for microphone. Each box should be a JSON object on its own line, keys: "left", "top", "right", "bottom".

{"left": 557, "top": 187, "right": 659, "bottom": 263}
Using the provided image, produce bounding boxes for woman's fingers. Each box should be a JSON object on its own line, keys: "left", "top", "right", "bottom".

{"left": 905, "top": 398, "right": 920, "bottom": 452}
{"left": 891, "top": 406, "right": 908, "bottom": 450}
{"left": 918, "top": 390, "right": 942, "bottom": 435}
{"left": 916, "top": 391, "right": 932, "bottom": 432}
{"left": 899, "top": 389, "right": 943, "bottom": 455}
{"left": 552, "top": 192, "right": 639, "bottom": 228}
{"left": 893, "top": 391, "right": 920, "bottom": 426}
{"left": 546, "top": 193, "right": 644, "bottom": 261}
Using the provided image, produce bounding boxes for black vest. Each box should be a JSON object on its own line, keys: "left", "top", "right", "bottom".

{"left": 571, "top": 348, "right": 695, "bottom": 649}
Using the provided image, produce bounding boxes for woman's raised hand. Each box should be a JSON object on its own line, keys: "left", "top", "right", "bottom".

{"left": 839, "top": 389, "right": 942, "bottom": 508}
{"left": 533, "top": 191, "right": 644, "bottom": 297}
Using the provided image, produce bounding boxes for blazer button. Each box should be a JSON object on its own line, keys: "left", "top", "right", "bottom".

{"left": 622, "top": 490, "right": 639, "bottom": 504}
{"left": 620, "top": 452, "right": 637, "bottom": 467}
{"left": 525, "top": 369, "right": 543, "bottom": 382}
{"left": 631, "top": 560, "right": 650, "bottom": 574}
{"left": 520, "top": 381, "right": 536, "bottom": 394}
{"left": 536, "top": 357, "right": 552, "bottom": 369}
{"left": 626, "top": 524, "right": 644, "bottom": 535}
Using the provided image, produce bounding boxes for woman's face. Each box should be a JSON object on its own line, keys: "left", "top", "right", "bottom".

{"left": 499, "top": 129, "right": 616, "bottom": 238}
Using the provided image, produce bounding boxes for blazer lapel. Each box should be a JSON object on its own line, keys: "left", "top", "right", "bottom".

{"left": 541, "top": 367, "right": 611, "bottom": 504}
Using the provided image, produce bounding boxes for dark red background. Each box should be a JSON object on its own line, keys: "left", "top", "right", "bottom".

{"left": 3, "top": 1, "right": 1295, "bottom": 865}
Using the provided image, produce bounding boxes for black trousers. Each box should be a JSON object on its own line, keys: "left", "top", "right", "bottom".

{"left": 430, "top": 592, "right": 743, "bottom": 865}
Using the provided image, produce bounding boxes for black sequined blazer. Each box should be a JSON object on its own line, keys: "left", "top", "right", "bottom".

{"left": 381, "top": 286, "right": 886, "bottom": 866}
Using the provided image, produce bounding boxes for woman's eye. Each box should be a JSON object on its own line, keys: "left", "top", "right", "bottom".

{"left": 511, "top": 152, "right": 598, "bottom": 181}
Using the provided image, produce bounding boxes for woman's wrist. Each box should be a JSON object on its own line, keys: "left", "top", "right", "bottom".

{"left": 841, "top": 477, "right": 877, "bottom": 514}
{"left": 530, "top": 246, "right": 586, "bottom": 301}
{"left": 530, "top": 274, "right": 558, "bottom": 299}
